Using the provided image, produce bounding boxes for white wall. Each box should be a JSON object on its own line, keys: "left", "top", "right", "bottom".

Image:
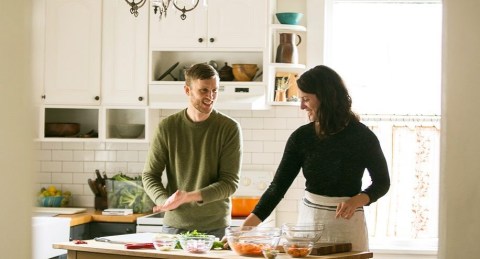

{"left": 0, "top": 0, "right": 35, "bottom": 258}
{"left": 439, "top": 0, "right": 480, "bottom": 258}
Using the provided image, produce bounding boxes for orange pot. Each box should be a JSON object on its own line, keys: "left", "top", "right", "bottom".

{"left": 231, "top": 196, "right": 260, "bottom": 217}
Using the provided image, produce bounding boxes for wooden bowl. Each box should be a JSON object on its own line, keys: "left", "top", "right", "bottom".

{"left": 232, "top": 64, "right": 259, "bottom": 81}
{"left": 45, "top": 123, "right": 80, "bottom": 137}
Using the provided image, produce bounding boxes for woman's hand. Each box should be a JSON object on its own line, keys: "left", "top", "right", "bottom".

{"left": 335, "top": 193, "right": 370, "bottom": 220}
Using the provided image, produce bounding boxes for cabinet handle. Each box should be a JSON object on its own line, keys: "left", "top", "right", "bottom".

{"left": 41, "top": 95, "right": 46, "bottom": 99}
{"left": 209, "top": 38, "right": 215, "bottom": 43}
{"left": 125, "top": 227, "right": 133, "bottom": 233}
{"left": 95, "top": 96, "right": 100, "bottom": 101}
{"left": 198, "top": 38, "right": 203, "bottom": 43}
{"left": 138, "top": 96, "right": 143, "bottom": 101}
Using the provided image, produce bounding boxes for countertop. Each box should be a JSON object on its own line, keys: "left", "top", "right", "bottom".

{"left": 55, "top": 208, "right": 147, "bottom": 226}
{"left": 53, "top": 240, "right": 373, "bottom": 259}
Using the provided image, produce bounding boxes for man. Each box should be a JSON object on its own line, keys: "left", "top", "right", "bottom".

{"left": 142, "top": 63, "right": 243, "bottom": 238}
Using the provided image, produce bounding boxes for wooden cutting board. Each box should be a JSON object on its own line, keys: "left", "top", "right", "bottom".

{"left": 278, "top": 242, "right": 352, "bottom": 255}
{"left": 34, "top": 207, "right": 87, "bottom": 215}
{"left": 310, "top": 243, "right": 352, "bottom": 255}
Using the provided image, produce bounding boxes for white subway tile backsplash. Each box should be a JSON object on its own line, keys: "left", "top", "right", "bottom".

{"left": 275, "top": 106, "right": 301, "bottom": 117}
{"left": 41, "top": 142, "right": 62, "bottom": 150}
{"left": 251, "top": 152, "right": 275, "bottom": 164}
{"left": 250, "top": 130, "right": 275, "bottom": 141}
{"left": 84, "top": 142, "right": 106, "bottom": 150}
{"left": 127, "top": 163, "right": 146, "bottom": 174}
{"left": 38, "top": 149, "right": 52, "bottom": 160}
{"left": 52, "top": 150, "right": 73, "bottom": 161}
{"left": 95, "top": 150, "right": 116, "bottom": 161}
{"left": 264, "top": 118, "right": 287, "bottom": 129}
{"left": 105, "top": 162, "right": 128, "bottom": 174}
{"left": 51, "top": 172, "right": 73, "bottom": 184}
{"left": 128, "top": 143, "right": 149, "bottom": 151}
{"left": 62, "top": 142, "right": 84, "bottom": 150}
{"left": 73, "top": 172, "right": 91, "bottom": 185}
{"left": 41, "top": 161, "right": 62, "bottom": 172}
{"left": 84, "top": 162, "right": 106, "bottom": 174}
{"left": 106, "top": 142, "right": 128, "bottom": 150}
{"left": 36, "top": 172, "right": 52, "bottom": 184}
{"left": 239, "top": 118, "right": 264, "bottom": 129}
{"left": 73, "top": 150, "right": 95, "bottom": 161}
{"left": 117, "top": 150, "right": 138, "bottom": 162}
{"left": 243, "top": 140, "right": 263, "bottom": 152}
{"left": 62, "top": 161, "right": 84, "bottom": 172}
{"left": 263, "top": 141, "right": 286, "bottom": 153}
{"left": 252, "top": 109, "right": 276, "bottom": 118}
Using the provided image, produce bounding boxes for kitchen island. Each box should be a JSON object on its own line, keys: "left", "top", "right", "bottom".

{"left": 53, "top": 240, "right": 373, "bottom": 259}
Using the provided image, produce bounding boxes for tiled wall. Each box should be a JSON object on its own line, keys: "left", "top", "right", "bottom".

{"left": 35, "top": 106, "right": 309, "bottom": 226}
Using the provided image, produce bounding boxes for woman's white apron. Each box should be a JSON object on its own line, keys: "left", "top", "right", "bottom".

{"left": 297, "top": 191, "right": 369, "bottom": 251}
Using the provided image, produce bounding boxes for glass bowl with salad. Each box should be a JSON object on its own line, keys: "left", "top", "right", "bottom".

{"left": 177, "top": 230, "right": 219, "bottom": 253}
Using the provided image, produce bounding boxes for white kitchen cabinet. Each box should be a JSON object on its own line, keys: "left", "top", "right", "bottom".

{"left": 102, "top": 0, "right": 148, "bottom": 106}
{"left": 150, "top": 0, "right": 267, "bottom": 49}
{"left": 43, "top": 0, "right": 102, "bottom": 105}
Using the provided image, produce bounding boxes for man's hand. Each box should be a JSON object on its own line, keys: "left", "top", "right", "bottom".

{"left": 152, "top": 190, "right": 203, "bottom": 213}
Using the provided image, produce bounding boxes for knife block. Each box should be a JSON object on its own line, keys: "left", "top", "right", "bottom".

{"left": 95, "top": 196, "right": 108, "bottom": 211}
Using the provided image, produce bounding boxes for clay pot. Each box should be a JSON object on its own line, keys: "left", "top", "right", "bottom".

{"left": 232, "top": 64, "right": 259, "bottom": 81}
{"left": 218, "top": 62, "right": 234, "bottom": 81}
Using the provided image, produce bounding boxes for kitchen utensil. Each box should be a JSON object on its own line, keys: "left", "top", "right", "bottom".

{"left": 125, "top": 243, "right": 155, "bottom": 249}
{"left": 95, "top": 169, "right": 105, "bottom": 185}
{"left": 232, "top": 64, "right": 259, "bottom": 81}
{"left": 281, "top": 223, "right": 325, "bottom": 243}
{"left": 88, "top": 178, "right": 99, "bottom": 196}
{"left": 282, "top": 241, "right": 314, "bottom": 258}
{"left": 157, "top": 62, "right": 179, "bottom": 81}
{"left": 226, "top": 226, "right": 281, "bottom": 256}
{"left": 152, "top": 234, "right": 178, "bottom": 251}
{"left": 45, "top": 123, "right": 80, "bottom": 137}
{"left": 177, "top": 235, "right": 216, "bottom": 253}
{"left": 276, "top": 33, "right": 302, "bottom": 64}
{"left": 94, "top": 237, "right": 125, "bottom": 244}
{"left": 231, "top": 196, "right": 260, "bottom": 217}
{"left": 114, "top": 124, "right": 145, "bottom": 138}
{"left": 275, "top": 12, "right": 304, "bottom": 25}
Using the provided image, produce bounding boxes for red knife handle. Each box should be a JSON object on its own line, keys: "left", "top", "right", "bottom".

{"left": 125, "top": 243, "right": 154, "bottom": 249}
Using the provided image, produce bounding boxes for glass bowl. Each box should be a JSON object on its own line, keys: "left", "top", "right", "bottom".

{"left": 152, "top": 234, "right": 177, "bottom": 251}
{"left": 177, "top": 234, "right": 215, "bottom": 253}
{"left": 282, "top": 241, "right": 314, "bottom": 258}
{"left": 281, "top": 223, "right": 325, "bottom": 243}
{"left": 226, "top": 226, "right": 282, "bottom": 256}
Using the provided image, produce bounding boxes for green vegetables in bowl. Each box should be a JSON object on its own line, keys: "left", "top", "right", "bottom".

{"left": 106, "top": 173, "right": 154, "bottom": 213}
{"left": 175, "top": 230, "right": 224, "bottom": 250}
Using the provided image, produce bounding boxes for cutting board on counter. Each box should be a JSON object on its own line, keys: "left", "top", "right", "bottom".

{"left": 34, "top": 207, "right": 87, "bottom": 215}
{"left": 278, "top": 242, "right": 352, "bottom": 255}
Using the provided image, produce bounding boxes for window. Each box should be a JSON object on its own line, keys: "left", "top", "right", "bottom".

{"left": 324, "top": 0, "right": 442, "bottom": 251}
{"left": 325, "top": 0, "right": 442, "bottom": 115}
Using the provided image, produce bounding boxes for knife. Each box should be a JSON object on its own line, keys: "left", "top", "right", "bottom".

{"left": 94, "top": 237, "right": 154, "bottom": 249}
{"left": 87, "top": 178, "right": 100, "bottom": 196}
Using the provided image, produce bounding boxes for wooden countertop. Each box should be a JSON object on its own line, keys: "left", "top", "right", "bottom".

{"left": 55, "top": 208, "right": 147, "bottom": 226}
{"left": 53, "top": 240, "right": 373, "bottom": 259}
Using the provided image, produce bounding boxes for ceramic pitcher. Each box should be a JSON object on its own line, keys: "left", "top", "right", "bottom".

{"left": 275, "top": 33, "right": 302, "bottom": 64}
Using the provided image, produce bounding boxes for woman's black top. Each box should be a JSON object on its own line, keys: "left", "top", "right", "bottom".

{"left": 252, "top": 120, "right": 390, "bottom": 221}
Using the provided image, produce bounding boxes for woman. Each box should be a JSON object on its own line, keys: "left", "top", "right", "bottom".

{"left": 242, "top": 65, "right": 390, "bottom": 251}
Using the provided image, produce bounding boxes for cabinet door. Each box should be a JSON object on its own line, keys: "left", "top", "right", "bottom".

{"left": 149, "top": 4, "right": 207, "bottom": 49}
{"left": 207, "top": 0, "right": 267, "bottom": 48}
{"left": 102, "top": 0, "right": 148, "bottom": 106}
{"left": 44, "top": 0, "right": 102, "bottom": 105}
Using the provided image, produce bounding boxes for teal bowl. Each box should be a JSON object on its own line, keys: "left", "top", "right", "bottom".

{"left": 275, "top": 12, "right": 304, "bottom": 25}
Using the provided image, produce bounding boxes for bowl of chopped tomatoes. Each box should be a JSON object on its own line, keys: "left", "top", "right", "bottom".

{"left": 226, "top": 226, "right": 281, "bottom": 256}
{"left": 282, "top": 241, "right": 314, "bottom": 258}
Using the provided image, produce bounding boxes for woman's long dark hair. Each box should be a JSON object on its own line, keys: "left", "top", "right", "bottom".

{"left": 296, "top": 65, "right": 359, "bottom": 138}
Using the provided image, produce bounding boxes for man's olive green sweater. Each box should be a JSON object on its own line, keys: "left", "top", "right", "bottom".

{"left": 142, "top": 109, "right": 242, "bottom": 231}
